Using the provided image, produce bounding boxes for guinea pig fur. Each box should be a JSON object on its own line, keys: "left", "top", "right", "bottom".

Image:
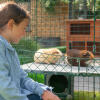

{"left": 34, "top": 48, "right": 63, "bottom": 64}
{"left": 66, "top": 49, "right": 94, "bottom": 67}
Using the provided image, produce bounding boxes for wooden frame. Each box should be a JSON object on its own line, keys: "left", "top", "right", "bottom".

{"left": 66, "top": 19, "right": 100, "bottom": 54}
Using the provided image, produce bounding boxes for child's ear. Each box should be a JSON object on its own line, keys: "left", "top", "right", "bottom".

{"left": 7, "top": 19, "right": 15, "bottom": 30}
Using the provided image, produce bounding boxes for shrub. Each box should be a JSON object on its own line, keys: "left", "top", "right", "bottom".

{"left": 12, "top": 37, "right": 41, "bottom": 64}
{"left": 46, "top": 46, "right": 66, "bottom": 53}
{"left": 14, "top": 0, "right": 30, "bottom": 2}
{"left": 12, "top": 37, "right": 41, "bottom": 53}
{"left": 55, "top": 46, "right": 66, "bottom": 53}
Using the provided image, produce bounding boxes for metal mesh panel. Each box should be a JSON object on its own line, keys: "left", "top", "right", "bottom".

{"left": 1, "top": 0, "right": 100, "bottom": 100}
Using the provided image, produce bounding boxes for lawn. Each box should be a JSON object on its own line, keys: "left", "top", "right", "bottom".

{"left": 74, "top": 91, "right": 100, "bottom": 100}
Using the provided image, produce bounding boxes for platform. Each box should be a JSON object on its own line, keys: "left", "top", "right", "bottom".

{"left": 21, "top": 62, "right": 100, "bottom": 75}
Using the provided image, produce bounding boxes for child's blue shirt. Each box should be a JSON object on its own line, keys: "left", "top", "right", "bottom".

{"left": 0, "top": 36, "right": 51, "bottom": 100}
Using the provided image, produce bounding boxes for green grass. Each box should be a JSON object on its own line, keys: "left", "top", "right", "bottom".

{"left": 28, "top": 73, "right": 45, "bottom": 83}
{"left": 19, "top": 54, "right": 33, "bottom": 64}
{"left": 74, "top": 91, "right": 100, "bottom": 100}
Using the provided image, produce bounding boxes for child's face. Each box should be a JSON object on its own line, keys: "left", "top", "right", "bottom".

{"left": 10, "top": 18, "right": 29, "bottom": 44}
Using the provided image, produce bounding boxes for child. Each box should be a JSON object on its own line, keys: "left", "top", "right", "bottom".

{"left": 0, "top": 2, "right": 60, "bottom": 100}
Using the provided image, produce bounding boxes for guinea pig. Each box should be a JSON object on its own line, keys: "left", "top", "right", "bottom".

{"left": 34, "top": 48, "right": 63, "bottom": 64}
{"left": 66, "top": 49, "right": 94, "bottom": 67}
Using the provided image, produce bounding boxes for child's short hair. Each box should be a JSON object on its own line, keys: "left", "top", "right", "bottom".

{"left": 0, "top": 2, "right": 30, "bottom": 28}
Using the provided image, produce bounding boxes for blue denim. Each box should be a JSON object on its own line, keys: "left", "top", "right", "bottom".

{"left": 27, "top": 94, "right": 42, "bottom": 100}
{"left": 0, "top": 36, "right": 52, "bottom": 100}
{"left": 27, "top": 88, "right": 52, "bottom": 100}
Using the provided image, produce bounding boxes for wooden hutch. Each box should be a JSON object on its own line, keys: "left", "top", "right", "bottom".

{"left": 66, "top": 19, "right": 100, "bottom": 55}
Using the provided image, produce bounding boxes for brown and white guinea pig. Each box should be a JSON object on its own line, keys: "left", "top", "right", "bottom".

{"left": 34, "top": 48, "right": 63, "bottom": 64}
{"left": 66, "top": 49, "right": 94, "bottom": 67}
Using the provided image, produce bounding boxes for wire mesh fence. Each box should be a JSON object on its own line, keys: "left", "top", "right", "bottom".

{"left": 1, "top": 0, "right": 100, "bottom": 100}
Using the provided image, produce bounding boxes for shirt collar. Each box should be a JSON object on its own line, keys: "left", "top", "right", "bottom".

{"left": 0, "top": 35, "right": 15, "bottom": 51}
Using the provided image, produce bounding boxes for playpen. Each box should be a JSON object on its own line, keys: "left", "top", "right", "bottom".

{"left": 2, "top": 0, "right": 100, "bottom": 100}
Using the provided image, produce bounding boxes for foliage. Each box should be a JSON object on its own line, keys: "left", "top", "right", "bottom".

{"left": 39, "top": 0, "right": 94, "bottom": 18}
{"left": 28, "top": 73, "right": 45, "bottom": 83}
{"left": 60, "top": 0, "right": 69, "bottom": 4}
{"left": 95, "top": 0, "right": 100, "bottom": 18}
{"left": 71, "top": 0, "right": 100, "bottom": 19}
{"left": 53, "top": 46, "right": 66, "bottom": 53}
{"left": 19, "top": 54, "right": 33, "bottom": 64}
{"left": 39, "top": 0, "right": 68, "bottom": 13}
{"left": 12, "top": 37, "right": 41, "bottom": 64}
{"left": 71, "top": 0, "right": 94, "bottom": 19}
{"left": 39, "top": 0, "right": 58, "bottom": 13}
{"left": 12, "top": 37, "right": 41, "bottom": 52}
{"left": 14, "top": 0, "right": 30, "bottom": 2}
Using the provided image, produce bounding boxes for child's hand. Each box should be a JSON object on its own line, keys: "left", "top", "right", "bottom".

{"left": 42, "top": 90, "right": 61, "bottom": 100}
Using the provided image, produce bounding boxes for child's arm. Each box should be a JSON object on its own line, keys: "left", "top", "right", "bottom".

{"left": 0, "top": 44, "right": 29, "bottom": 100}
{"left": 19, "top": 68, "right": 52, "bottom": 97}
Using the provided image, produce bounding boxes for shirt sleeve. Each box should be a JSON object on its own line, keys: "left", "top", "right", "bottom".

{"left": 0, "top": 44, "right": 29, "bottom": 100}
{"left": 20, "top": 68, "right": 52, "bottom": 97}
